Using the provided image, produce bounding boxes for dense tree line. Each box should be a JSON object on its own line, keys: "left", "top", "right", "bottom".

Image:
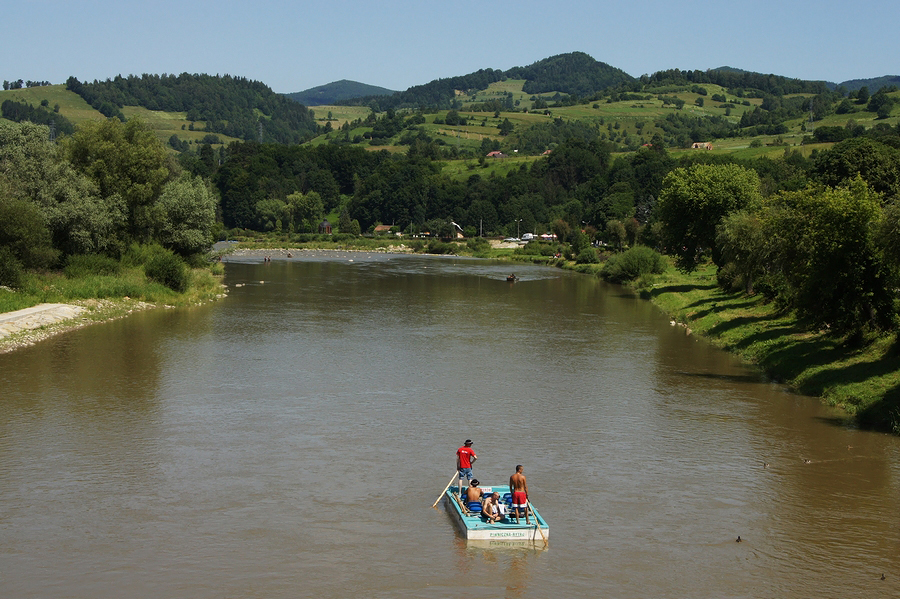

{"left": 656, "top": 135, "right": 900, "bottom": 343}
{"left": 211, "top": 143, "right": 385, "bottom": 229}
{"left": 65, "top": 73, "right": 319, "bottom": 144}
{"left": 641, "top": 68, "right": 830, "bottom": 96}
{"left": 209, "top": 132, "right": 824, "bottom": 242}
{"left": 3, "top": 80, "right": 52, "bottom": 90}
{"left": 0, "top": 119, "right": 216, "bottom": 286}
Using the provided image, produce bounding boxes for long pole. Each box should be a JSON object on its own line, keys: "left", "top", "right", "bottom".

{"left": 431, "top": 472, "right": 459, "bottom": 508}
{"left": 527, "top": 501, "right": 547, "bottom": 545}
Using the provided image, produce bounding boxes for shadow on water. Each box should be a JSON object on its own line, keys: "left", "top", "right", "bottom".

{"left": 673, "top": 370, "right": 769, "bottom": 385}
{"left": 812, "top": 415, "right": 857, "bottom": 429}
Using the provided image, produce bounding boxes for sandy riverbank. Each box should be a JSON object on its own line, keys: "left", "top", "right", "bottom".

{"left": 0, "top": 299, "right": 159, "bottom": 354}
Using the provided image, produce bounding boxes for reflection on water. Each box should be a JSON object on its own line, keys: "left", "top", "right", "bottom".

{"left": 1, "top": 252, "right": 899, "bottom": 599}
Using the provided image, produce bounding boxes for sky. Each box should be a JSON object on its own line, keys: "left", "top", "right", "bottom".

{"left": 4, "top": 0, "right": 898, "bottom": 94}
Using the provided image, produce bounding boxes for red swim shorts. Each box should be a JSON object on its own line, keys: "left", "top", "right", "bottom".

{"left": 512, "top": 491, "right": 527, "bottom": 507}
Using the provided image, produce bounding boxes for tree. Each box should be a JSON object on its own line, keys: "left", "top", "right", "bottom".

{"left": 0, "top": 120, "right": 123, "bottom": 257}
{"left": 605, "top": 219, "right": 627, "bottom": 251}
{"left": 286, "top": 191, "right": 324, "bottom": 233}
{"left": 761, "top": 179, "right": 894, "bottom": 338}
{"left": 657, "top": 163, "right": 761, "bottom": 269}
{"left": 150, "top": 174, "right": 217, "bottom": 256}
{"left": 62, "top": 118, "right": 172, "bottom": 243}
{"left": 857, "top": 86, "right": 870, "bottom": 105}
{"left": 815, "top": 137, "right": 900, "bottom": 198}
{"left": 716, "top": 210, "right": 768, "bottom": 293}
{"left": 0, "top": 177, "right": 58, "bottom": 273}
{"left": 498, "top": 118, "right": 514, "bottom": 135}
{"left": 254, "top": 198, "right": 285, "bottom": 232}
{"left": 338, "top": 207, "right": 353, "bottom": 234}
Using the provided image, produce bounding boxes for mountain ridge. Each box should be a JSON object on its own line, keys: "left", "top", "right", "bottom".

{"left": 289, "top": 55, "right": 898, "bottom": 107}
{"left": 284, "top": 79, "right": 396, "bottom": 106}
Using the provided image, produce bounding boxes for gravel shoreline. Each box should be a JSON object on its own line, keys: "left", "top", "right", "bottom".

{"left": 0, "top": 299, "right": 158, "bottom": 354}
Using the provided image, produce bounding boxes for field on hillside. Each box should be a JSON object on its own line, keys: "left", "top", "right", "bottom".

{"left": 440, "top": 154, "right": 539, "bottom": 180}
{"left": 309, "top": 105, "right": 371, "bottom": 128}
{"left": 0, "top": 84, "right": 105, "bottom": 123}
{"left": 0, "top": 85, "right": 241, "bottom": 149}
{"left": 120, "top": 106, "right": 241, "bottom": 148}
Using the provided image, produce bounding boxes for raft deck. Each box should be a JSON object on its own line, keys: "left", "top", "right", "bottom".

{"left": 444, "top": 485, "right": 549, "bottom": 542}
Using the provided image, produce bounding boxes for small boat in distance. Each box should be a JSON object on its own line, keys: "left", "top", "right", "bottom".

{"left": 444, "top": 485, "right": 548, "bottom": 542}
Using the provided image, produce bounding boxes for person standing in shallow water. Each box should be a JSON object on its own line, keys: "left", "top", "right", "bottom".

{"left": 509, "top": 464, "right": 530, "bottom": 524}
{"left": 456, "top": 439, "right": 477, "bottom": 497}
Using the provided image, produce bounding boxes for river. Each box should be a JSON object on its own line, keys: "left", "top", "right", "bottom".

{"left": 1, "top": 251, "right": 898, "bottom": 598}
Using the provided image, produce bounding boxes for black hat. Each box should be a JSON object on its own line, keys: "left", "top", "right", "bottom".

{"left": 464, "top": 439, "right": 473, "bottom": 445}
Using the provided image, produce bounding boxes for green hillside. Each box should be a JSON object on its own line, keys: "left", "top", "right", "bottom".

{"left": 2, "top": 54, "right": 899, "bottom": 163}
{"left": 64, "top": 73, "right": 319, "bottom": 144}
{"left": 309, "top": 64, "right": 900, "bottom": 163}
{"left": 0, "top": 84, "right": 243, "bottom": 150}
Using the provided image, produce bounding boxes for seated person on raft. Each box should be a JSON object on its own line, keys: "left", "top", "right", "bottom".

{"left": 481, "top": 492, "right": 507, "bottom": 523}
{"left": 465, "top": 479, "right": 483, "bottom": 505}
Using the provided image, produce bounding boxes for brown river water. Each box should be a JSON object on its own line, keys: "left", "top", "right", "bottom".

{"left": 1, "top": 252, "right": 898, "bottom": 598}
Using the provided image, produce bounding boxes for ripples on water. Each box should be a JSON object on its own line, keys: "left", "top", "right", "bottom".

{"left": 1, "top": 252, "right": 898, "bottom": 598}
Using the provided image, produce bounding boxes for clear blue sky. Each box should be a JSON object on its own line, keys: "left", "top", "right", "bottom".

{"left": 4, "top": 0, "right": 897, "bottom": 94}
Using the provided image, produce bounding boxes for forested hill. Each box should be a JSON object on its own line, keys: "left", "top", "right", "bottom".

{"left": 65, "top": 73, "right": 319, "bottom": 144}
{"left": 285, "top": 80, "right": 396, "bottom": 106}
{"left": 643, "top": 67, "right": 829, "bottom": 95}
{"left": 339, "top": 52, "right": 635, "bottom": 110}
{"left": 838, "top": 76, "right": 900, "bottom": 92}
{"left": 505, "top": 52, "right": 633, "bottom": 96}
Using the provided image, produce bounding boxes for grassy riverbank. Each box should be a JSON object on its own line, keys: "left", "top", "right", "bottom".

{"left": 627, "top": 262, "right": 900, "bottom": 435}
{"left": 0, "top": 259, "right": 226, "bottom": 353}
{"left": 0, "top": 263, "right": 225, "bottom": 314}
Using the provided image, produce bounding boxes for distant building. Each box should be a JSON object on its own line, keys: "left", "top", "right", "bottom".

{"left": 373, "top": 224, "right": 393, "bottom": 234}
{"left": 486, "top": 151, "right": 507, "bottom": 158}
{"left": 318, "top": 219, "right": 332, "bottom": 234}
{"left": 691, "top": 142, "right": 713, "bottom": 150}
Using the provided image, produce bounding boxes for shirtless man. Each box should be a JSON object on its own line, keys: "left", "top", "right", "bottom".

{"left": 509, "top": 464, "right": 530, "bottom": 524}
{"left": 465, "top": 479, "right": 484, "bottom": 504}
{"left": 482, "top": 492, "right": 503, "bottom": 523}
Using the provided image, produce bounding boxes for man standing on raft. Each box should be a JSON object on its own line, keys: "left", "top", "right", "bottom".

{"left": 509, "top": 464, "right": 530, "bottom": 524}
{"left": 456, "top": 439, "right": 477, "bottom": 498}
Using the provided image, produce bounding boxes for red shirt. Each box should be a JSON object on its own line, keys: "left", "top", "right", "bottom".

{"left": 457, "top": 446, "right": 476, "bottom": 468}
